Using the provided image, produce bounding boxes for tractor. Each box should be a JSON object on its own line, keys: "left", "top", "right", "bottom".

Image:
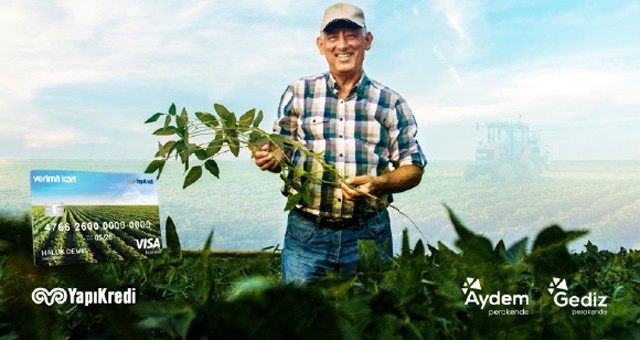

{"left": 464, "top": 121, "right": 549, "bottom": 181}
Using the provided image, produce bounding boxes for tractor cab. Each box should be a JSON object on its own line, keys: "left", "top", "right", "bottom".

{"left": 465, "top": 121, "right": 548, "bottom": 180}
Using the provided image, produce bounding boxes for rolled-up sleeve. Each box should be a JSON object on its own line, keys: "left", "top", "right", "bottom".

{"left": 273, "top": 85, "right": 298, "bottom": 139}
{"left": 390, "top": 98, "right": 428, "bottom": 169}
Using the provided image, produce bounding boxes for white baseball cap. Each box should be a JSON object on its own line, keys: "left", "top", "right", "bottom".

{"left": 320, "top": 3, "right": 366, "bottom": 32}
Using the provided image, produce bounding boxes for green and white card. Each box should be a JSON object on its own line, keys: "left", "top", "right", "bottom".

{"left": 30, "top": 170, "right": 162, "bottom": 267}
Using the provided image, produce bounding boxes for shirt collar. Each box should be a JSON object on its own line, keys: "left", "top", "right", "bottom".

{"left": 326, "top": 71, "right": 369, "bottom": 98}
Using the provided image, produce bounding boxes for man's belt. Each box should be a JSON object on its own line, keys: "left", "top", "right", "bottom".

{"left": 294, "top": 208, "right": 374, "bottom": 230}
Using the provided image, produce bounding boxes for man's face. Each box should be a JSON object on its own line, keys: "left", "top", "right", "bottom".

{"left": 316, "top": 23, "right": 373, "bottom": 79}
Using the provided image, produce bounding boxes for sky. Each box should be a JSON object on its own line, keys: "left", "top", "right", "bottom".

{"left": 1, "top": 0, "right": 638, "bottom": 160}
{"left": 31, "top": 170, "right": 158, "bottom": 205}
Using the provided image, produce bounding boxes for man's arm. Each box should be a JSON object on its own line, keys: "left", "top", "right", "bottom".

{"left": 255, "top": 84, "right": 298, "bottom": 173}
{"left": 340, "top": 164, "right": 423, "bottom": 201}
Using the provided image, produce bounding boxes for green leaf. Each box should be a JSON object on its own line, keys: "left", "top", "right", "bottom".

{"left": 527, "top": 225, "right": 588, "bottom": 283}
{"left": 195, "top": 111, "right": 219, "bottom": 128}
{"left": 133, "top": 302, "right": 194, "bottom": 339}
{"left": 412, "top": 239, "right": 425, "bottom": 258}
{"left": 227, "top": 134, "right": 240, "bottom": 157}
{"left": 285, "top": 193, "right": 302, "bottom": 211}
{"left": 226, "top": 277, "right": 274, "bottom": 301}
{"left": 173, "top": 140, "right": 185, "bottom": 155}
{"left": 156, "top": 141, "right": 166, "bottom": 158}
{"left": 532, "top": 225, "right": 588, "bottom": 250}
{"left": 163, "top": 140, "right": 177, "bottom": 155}
{"left": 401, "top": 229, "right": 411, "bottom": 258}
{"left": 145, "top": 112, "right": 163, "bottom": 123}
{"left": 168, "top": 103, "right": 177, "bottom": 116}
{"left": 153, "top": 126, "right": 176, "bottom": 136}
{"left": 357, "top": 239, "right": 388, "bottom": 280}
{"left": 204, "top": 159, "right": 220, "bottom": 178}
{"left": 164, "top": 115, "right": 172, "bottom": 128}
{"left": 503, "top": 237, "right": 528, "bottom": 264}
{"left": 145, "top": 159, "right": 165, "bottom": 174}
{"left": 175, "top": 127, "right": 185, "bottom": 138}
{"left": 239, "top": 109, "right": 255, "bottom": 127}
{"left": 253, "top": 110, "right": 264, "bottom": 128}
{"left": 214, "top": 103, "right": 236, "bottom": 127}
{"left": 206, "top": 132, "right": 224, "bottom": 156}
{"left": 165, "top": 216, "right": 181, "bottom": 256}
{"left": 183, "top": 166, "right": 202, "bottom": 189}
{"left": 201, "top": 230, "right": 214, "bottom": 253}
{"left": 249, "top": 131, "right": 270, "bottom": 146}
{"left": 269, "top": 134, "right": 286, "bottom": 148}
{"left": 176, "top": 108, "right": 187, "bottom": 129}
{"left": 177, "top": 143, "right": 196, "bottom": 171}
{"left": 494, "top": 239, "right": 506, "bottom": 256}
{"left": 445, "top": 204, "right": 496, "bottom": 263}
{"left": 194, "top": 147, "right": 208, "bottom": 160}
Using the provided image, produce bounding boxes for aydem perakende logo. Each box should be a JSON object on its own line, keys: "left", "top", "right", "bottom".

{"left": 32, "top": 287, "right": 136, "bottom": 307}
{"left": 462, "top": 277, "right": 609, "bottom": 316}
{"left": 462, "top": 277, "right": 530, "bottom": 316}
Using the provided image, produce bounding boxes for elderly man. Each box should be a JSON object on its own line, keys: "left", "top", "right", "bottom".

{"left": 255, "top": 3, "right": 427, "bottom": 284}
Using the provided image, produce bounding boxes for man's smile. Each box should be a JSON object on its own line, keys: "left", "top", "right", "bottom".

{"left": 336, "top": 53, "right": 353, "bottom": 60}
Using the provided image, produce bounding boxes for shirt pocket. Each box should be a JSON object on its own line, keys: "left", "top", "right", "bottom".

{"left": 301, "top": 116, "right": 330, "bottom": 140}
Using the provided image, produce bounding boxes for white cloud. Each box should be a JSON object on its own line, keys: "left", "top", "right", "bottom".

{"left": 0, "top": 0, "right": 324, "bottom": 154}
{"left": 119, "top": 190, "right": 158, "bottom": 205}
{"left": 411, "top": 49, "right": 640, "bottom": 126}
{"left": 0, "top": 0, "right": 321, "bottom": 101}
{"left": 434, "top": 0, "right": 476, "bottom": 41}
{"left": 447, "top": 65, "right": 463, "bottom": 85}
{"left": 24, "top": 127, "right": 110, "bottom": 148}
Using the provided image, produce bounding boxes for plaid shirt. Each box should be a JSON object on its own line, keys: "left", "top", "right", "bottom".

{"left": 274, "top": 72, "right": 427, "bottom": 219}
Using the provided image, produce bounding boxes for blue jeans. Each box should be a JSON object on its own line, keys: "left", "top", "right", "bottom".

{"left": 281, "top": 208, "right": 393, "bottom": 284}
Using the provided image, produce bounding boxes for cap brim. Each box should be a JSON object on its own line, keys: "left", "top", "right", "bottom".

{"left": 322, "top": 19, "right": 364, "bottom": 32}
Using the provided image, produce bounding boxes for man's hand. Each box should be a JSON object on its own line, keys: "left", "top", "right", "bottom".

{"left": 254, "top": 144, "right": 284, "bottom": 173}
{"left": 340, "top": 176, "right": 380, "bottom": 201}
{"left": 340, "top": 165, "right": 424, "bottom": 201}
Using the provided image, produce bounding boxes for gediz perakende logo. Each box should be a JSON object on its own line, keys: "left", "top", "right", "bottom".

{"left": 32, "top": 287, "right": 136, "bottom": 307}
{"left": 548, "top": 277, "right": 608, "bottom": 315}
{"left": 461, "top": 277, "right": 530, "bottom": 316}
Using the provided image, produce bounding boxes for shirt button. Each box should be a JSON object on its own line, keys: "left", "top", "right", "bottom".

{"left": 337, "top": 198, "right": 342, "bottom": 202}
{"left": 339, "top": 153, "right": 343, "bottom": 157}
{"left": 339, "top": 118, "right": 343, "bottom": 122}
{"left": 339, "top": 100, "right": 344, "bottom": 104}
{"left": 339, "top": 135, "right": 343, "bottom": 138}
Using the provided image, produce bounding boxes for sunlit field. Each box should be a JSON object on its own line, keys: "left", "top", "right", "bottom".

{"left": 3, "top": 160, "right": 639, "bottom": 252}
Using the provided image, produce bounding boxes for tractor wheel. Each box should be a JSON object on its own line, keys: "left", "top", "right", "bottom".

{"left": 523, "top": 163, "right": 541, "bottom": 179}
{"left": 497, "top": 164, "right": 514, "bottom": 181}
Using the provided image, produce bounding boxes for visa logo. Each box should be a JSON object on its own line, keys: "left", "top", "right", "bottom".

{"left": 136, "top": 238, "right": 160, "bottom": 249}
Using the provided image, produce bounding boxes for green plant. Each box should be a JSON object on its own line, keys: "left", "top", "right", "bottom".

{"left": 144, "top": 103, "right": 426, "bottom": 237}
{"left": 0, "top": 208, "right": 638, "bottom": 339}
{"left": 144, "top": 103, "right": 333, "bottom": 210}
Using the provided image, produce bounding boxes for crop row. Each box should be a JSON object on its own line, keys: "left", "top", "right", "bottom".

{"left": 31, "top": 205, "right": 162, "bottom": 266}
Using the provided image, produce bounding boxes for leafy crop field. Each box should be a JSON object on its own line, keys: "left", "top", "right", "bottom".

{"left": 31, "top": 205, "right": 161, "bottom": 266}
{"left": 0, "top": 210, "right": 638, "bottom": 339}
{"left": 392, "top": 164, "right": 640, "bottom": 252}
{"left": 1, "top": 160, "right": 639, "bottom": 252}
